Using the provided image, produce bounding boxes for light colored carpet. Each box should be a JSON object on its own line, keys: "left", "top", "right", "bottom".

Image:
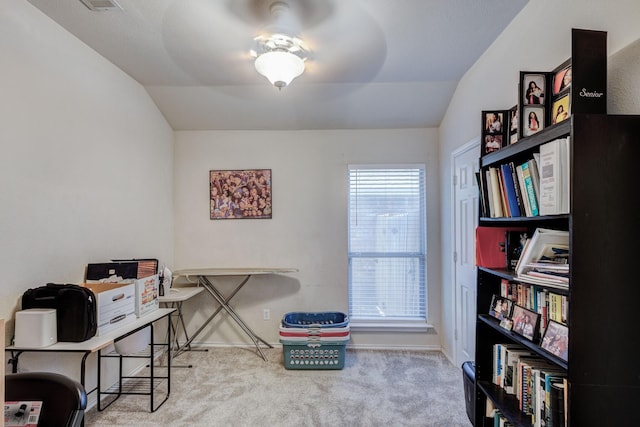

{"left": 84, "top": 347, "right": 472, "bottom": 427}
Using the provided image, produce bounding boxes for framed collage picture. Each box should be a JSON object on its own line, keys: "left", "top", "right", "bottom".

{"left": 508, "top": 105, "right": 519, "bottom": 144}
{"left": 519, "top": 72, "right": 550, "bottom": 138}
{"left": 481, "top": 110, "right": 508, "bottom": 156}
{"left": 209, "top": 169, "right": 272, "bottom": 220}
{"left": 551, "top": 59, "right": 572, "bottom": 125}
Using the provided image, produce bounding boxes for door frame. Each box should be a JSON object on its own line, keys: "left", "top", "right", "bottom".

{"left": 450, "top": 136, "right": 480, "bottom": 366}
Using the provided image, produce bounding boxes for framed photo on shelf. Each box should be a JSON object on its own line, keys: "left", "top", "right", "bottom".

{"left": 508, "top": 105, "right": 519, "bottom": 144}
{"left": 521, "top": 105, "right": 545, "bottom": 137}
{"left": 482, "top": 134, "right": 504, "bottom": 156}
{"left": 521, "top": 72, "right": 547, "bottom": 106}
{"left": 511, "top": 304, "right": 540, "bottom": 342}
{"left": 484, "top": 111, "right": 505, "bottom": 134}
{"left": 551, "top": 94, "right": 571, "bottom": 125}
{"left": 499, "top": 318, "right": 513, "bottom": 331}
{"left": 552, "top": 59, "right": 572, "bottom": 96}
{"left": 489, "top": 294, "right": 513, "bottom": 320}
{"left": 209, "top": 168, "right": 272, "bottom": 220}
{"left": 540, "top": 320, "right": 569, "bottom": 361}
{"left": 481, "top": 110, "right": 508, "bottom": 156}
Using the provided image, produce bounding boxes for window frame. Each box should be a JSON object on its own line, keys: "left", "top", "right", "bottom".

{"left": 347, "top": 164, "right": 429, "bottom": 331}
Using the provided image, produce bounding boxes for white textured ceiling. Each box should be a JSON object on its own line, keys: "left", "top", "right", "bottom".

{"left": 26, "top": 0, "right": 528, "bottom": 130}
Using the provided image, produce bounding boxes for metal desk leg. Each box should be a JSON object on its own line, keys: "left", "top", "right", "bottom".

{"left": 199, "top": 275, "right": 273, "bottom": 361}
{"left": 161, "top": 301, "right": 208, "bottom": 368}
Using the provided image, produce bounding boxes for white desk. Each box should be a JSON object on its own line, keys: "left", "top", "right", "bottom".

{"left": 172, "top": 268, "right": 297, "bottom": 361}
{"left": 158, "top": 287, "right": 206, "bottom": 365}
{"left": 6, "top": 308, "right": 175, "bottom": 413}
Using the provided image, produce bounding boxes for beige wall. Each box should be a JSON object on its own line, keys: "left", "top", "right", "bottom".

{"left": 438, "top": 0, "right": 640, "bottom": 361}
{"left": 5, "top": 0, "right": 640, "bottom": 375}
{"left": 173, "top": 129, "right": 443, "bottom": 349}
{"left": 1, "top": 0, "right": 174, "bottom": 392}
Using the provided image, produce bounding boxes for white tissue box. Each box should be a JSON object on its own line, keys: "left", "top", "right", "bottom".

{"left": 15, "top": 308, "right": 57, "bottom": 348}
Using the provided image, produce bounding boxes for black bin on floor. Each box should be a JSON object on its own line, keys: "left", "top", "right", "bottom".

{"left": 462, "top": 361, "right": 475, "bottom": 426}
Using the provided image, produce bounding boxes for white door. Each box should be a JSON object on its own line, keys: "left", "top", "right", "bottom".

{"left": 453, "top": 139, "right": 480, "bottom": 366}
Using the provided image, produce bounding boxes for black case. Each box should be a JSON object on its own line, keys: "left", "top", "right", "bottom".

{"left": 85, "top": 262, "right": 139, "bottom": 281}
{"left": 462, "top": 360, "right": 476, "bottom": 426}
{"left": 21, "top": 283, "right": 97, "bottom": 342}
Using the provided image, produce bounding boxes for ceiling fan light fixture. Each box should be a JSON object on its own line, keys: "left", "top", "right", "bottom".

{"left": 252, "top": 2, "right": 308, "bottom": 90}
{"left": 254, "top": 50, "right": 305, "bottom": 90}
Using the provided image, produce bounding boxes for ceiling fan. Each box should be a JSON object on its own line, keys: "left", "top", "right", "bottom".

{"left": 251, "top": 1, "right": 310, "bottom": 90}
{"left": 227, "top": 0, "right": 387, "bottom": 90}
{"left": 155, "top": 0, "right": 386, "bottom": 93}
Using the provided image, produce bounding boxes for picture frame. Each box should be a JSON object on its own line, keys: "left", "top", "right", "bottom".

{"left": 540, "top": 320, "right": 569, "bottom": 361}
{"left": 551, "top": 94, "right": 571, "bottom": 125}
{"left": 552, "top": 59, "right": 572, "bottom": 96}
{"left": 521, "top": 72, "right": 547, "bottom": 106}
{"left": 489, "top": 294, "right": 513, "bottom": 320}
{"left": 499, "top": 318, "right": 513, "bottom": 331}
{"left": 481, "top": 110, "right": 508, "bottom": 156}
{"left": 510, "top": 304, "right": 540, "bottom": 342}
{"left": 484, "top": 111, "right": 505, "bottom": 134}
{"left": 518, "top": 71, "right": 550, "bottom": 140}
{"left": 482, "top": 133, "right": 504, "bottom": 156}
{"left": 508, "top": 105, "right": 519, "bottom": 144}
{"left": 209, "top": 169, "right": 272, "bottom": 220}
{"left": 521, "top": 105, "right": 545, "bottom": 137}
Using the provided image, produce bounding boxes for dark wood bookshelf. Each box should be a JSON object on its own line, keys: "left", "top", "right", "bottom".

{"left": 474, "top": 112, "right": 640, "bottom": 427}
{"left": 473, "top": 28, "right": 640, "bottom": 427}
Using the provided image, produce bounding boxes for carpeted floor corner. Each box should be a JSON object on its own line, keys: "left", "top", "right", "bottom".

{"left": 85, "top": 347, "right": 472, "bottom": 427}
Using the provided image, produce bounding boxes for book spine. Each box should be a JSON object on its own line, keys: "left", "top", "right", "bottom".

{"left": 528, "top": 157, "right": 541, "bottom": 208}
{"left": 501, "top": 163, "right": 522, "bottom": 217}
{"left": 509, "top": 161, "right": 526, "bottom": 216}
{"left": 485, "top": 170, "right": 495, "bottom": 217}
{"left": 489, "top": 167, "right": 504, "bottom": 217}
{"left": 538, "top": 139, "right": 560, "bottom": 216}
{"left": 516, "top": 161, "right": 532, "bottom": 216}
{"left": 550, "top": 380, "right": 566, "bottom": 427}
{"left": 497, "top": 166, "right": 511, "bottom": 217}
{"left": 521, "top": 161, "right": 540, "bottom": 216}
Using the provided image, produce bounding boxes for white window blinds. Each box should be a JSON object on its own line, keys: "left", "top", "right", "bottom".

{"left": 348, "top": 165, "right": 427, "bottom": 320}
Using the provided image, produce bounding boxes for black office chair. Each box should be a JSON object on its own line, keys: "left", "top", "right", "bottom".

{"left": 5, "top": 371, "right": 88, "bottom": 427}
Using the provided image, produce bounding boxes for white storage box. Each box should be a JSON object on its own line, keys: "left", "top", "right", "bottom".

{"left": 15, "top": 308, "right": 57, "bottom": 348}
{"left": 134, "top": 274, "right": 159, "bottom": 317}
{"left": 82, "top": 282, "right": 136, "bottom": 335}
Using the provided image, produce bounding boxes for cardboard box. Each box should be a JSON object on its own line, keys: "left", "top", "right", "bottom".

{"left": 82, "top": 282, "right": 136, "bottom": 335}
{"left": 134, "top": 274, "right": 159, "bottom": 317}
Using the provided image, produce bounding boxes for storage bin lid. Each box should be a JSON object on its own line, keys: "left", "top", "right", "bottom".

{"left": 282, "top": 311, "right": 349, "bottom": 328}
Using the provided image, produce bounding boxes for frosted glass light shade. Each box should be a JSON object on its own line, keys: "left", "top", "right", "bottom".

{"left": 254, "top": 50, "right": 305, "bottom": 89}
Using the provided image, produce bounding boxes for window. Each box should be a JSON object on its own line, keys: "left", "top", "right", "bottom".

{"left": 348, "top": 165, "right": 427, "bottom": 325}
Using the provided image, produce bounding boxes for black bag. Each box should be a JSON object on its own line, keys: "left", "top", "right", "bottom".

{"left": 462, "top": 361, "right": 476, "bottom": 426}
{"left": 21, "top": 283, "right": 97, "bottom": 342}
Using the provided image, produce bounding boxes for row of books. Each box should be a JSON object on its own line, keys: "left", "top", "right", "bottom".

{"left": 501, "top": 279, "right": 567, "bottom": 337}
{"left": 478, "top": 137, "right": 570, "bottom": 218}
{"left": 492, "top": 343, "right": 567, "bottom": 427}
{"left": 478, "top": 158, "right": 538, "bottom": 218}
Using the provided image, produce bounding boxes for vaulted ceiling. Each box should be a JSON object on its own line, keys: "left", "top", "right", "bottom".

{"left": 26, "top": 0, "right": 529, "bottom": 130}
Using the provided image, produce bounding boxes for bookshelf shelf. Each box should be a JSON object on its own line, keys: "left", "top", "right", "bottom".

{"left": 477, "top": 381, "right": 531, "bottom": 427}
{"left": 481, "top": 120, "right": 571, "bottom": 168}
{"left": 479, "top": 315, "right": 568, "bottom": 370}
{"left": 474, "top": 112, "right": 640, "bottom": 426}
